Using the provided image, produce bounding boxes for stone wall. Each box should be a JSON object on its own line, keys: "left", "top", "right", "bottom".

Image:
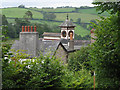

{"left": 55, "top": 44, "right": 67, "bottom": 64}
{"left": 19, "top": 32, "right": 39, "bottom": 57}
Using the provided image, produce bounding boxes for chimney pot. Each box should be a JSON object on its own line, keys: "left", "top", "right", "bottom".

{"left": 25, "top": 26, "right": 27, "bottom": 32}
{"left": 34, "top": 26, "right": 36, "bottom": 32}
{"left": 22, "top": 26, "right": 24, "bottom": 32}
{"left": 31, "top": 26, "right": 33, "bottom": 32}
{"left": 28, "top": 26, "right": 30, "bottom": 32}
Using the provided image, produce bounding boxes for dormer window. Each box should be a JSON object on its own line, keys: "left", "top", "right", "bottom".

{"left": 62, "top": 31, "right": 66, "bottom": 37}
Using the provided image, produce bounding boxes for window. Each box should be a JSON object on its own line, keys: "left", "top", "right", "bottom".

{"left": 62, "top": 31, "right": 66, "bottom": 37}
{"left": 68, "top": 31, "right": 73, "bottom": 37}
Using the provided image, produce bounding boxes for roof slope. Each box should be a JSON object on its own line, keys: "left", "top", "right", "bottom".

{"left": 59, "top": 15, "right": 76, "bottom": 27}
{"left": 38, "top": 40, "right": 61, "bottom": 57}
{"left": 59, "top": 19, "right": 76, "bottom": 27}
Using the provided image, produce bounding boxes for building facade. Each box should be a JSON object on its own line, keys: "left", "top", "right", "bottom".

{"left": 10, "top": 16, "right": 92, "bottom": 63}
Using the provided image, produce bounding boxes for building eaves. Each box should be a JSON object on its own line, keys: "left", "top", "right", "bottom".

{"left": 43, "top": 32, "right": 61, "bottom": 37}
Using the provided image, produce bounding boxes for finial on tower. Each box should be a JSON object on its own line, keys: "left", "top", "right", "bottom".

{"left": 67, "top": 14, "right": 69, "bottom": 20}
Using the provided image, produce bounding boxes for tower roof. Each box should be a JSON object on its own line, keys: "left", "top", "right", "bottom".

{"left": 59, "top": 15, "right": 76, "bottom": 28}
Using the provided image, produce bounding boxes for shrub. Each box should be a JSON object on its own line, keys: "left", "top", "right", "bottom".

{"left": 68, "top": 46, "right": 92, "bottom": 71}
{"left": 61, "top": 65, "right": 93, "bottom": 89}
{"left": 2, "top": 51, "right": 64, "bottom": 89}
{"left": 26, "top": 55, "right": 64, "bottom": 88}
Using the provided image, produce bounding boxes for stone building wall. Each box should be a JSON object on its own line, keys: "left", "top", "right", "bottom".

{"left": 20, "top": 32, "right": 39, "bottom": 57}
{"left": 54, "top": 44, "right": 68, "bottom": 64}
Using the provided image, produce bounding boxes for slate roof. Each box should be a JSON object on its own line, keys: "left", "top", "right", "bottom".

{"left": 10, "top": 40, "right": 20, "bottom": 52}
{"left": 10, "top": 39, "right": 61, "bottom": 58}
{"left": 38, "top": 40, "right": 61, "bottom": 57}
{"left": 60, "top": 39, "right": 68, "bottom": 44}
{"left": 60, "top": 39, "right": 90, "bottom": 46}
{"left": 10, "top": 39, "right": 90, "bottom": 53}
{"left": 74, "top": 40, "right": 91, "bottom": 46}
{"left": 59, "top": 17, "right": 76, "bottom": 27}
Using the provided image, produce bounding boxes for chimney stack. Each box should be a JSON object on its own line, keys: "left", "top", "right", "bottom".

{"left": 20, "top": 26, "right": 39, "bottom": 57}
{"left": 69, "top": 32, "right": 74, "bottom": 50}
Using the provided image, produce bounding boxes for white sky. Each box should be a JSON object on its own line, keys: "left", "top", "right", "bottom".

{"left": 1, "top": 0, "right": 94, "bottom": 8}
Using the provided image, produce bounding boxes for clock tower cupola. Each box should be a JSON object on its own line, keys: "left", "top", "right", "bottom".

{"left": 59, "top": 15, "right": 76, "bottom": 41}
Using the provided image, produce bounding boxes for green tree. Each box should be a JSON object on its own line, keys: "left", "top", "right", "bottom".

{"left": 23, "top": 11, "right": 33, "bottom": 21}
{"left": 7, "top": 23, "right": 17, "bottom": 38}
{"left": 2, "top": 50, "right": 64, "bottom": 89}
{"left": 2, "top": 15, "right": 8, "bottom": 25}
{"left": 90, "top": 15, "right": 120, "bottom": 88}
{"left": 18, "top": 4, "right": 25, "bottom": 8}
{"left": 89, "top": 1, "right": 120, "bottom": 88}
{"left": 25, "top": 11, "right": 33, "bottom": 19}
{"left": 76, "top": 18, "right": 81, "bottom": 24}
{"left": 68, "top": 47, "right": 92, "bottom": 71}
{"left": 70, "top": 18, "right": 73, "bottom": 22}
{"left": 61, "top": 66, "right": 93, "bottom": 88}
{"left": 92, "top": 1, "right": 120, "bottom": 16}
{"left": 90, "top": 19, "right": 96, "bottom": 24}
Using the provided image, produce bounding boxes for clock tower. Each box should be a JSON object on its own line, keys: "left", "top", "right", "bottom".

{"left": 59, "top": 15, "right": 76, "bottom": 40}
{"left": 59, "top": 15, "right": 76, "bottom": 45}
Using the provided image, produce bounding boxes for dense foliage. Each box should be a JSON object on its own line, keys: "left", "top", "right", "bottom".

{"left": 89, "top": 1, "right": 120, "bottom": 88}
{"left": 2, "top": 51, "right": 64, "bottom": 88}
{"left": 2, "top": 1, "right": 120, "bottom": 89}
{"left": 68, "top": 47, "right": 92, "bottom": 71}
{"left": 2, "top": 49, "right": 93, "bottom": 89}
{"left": 90, "top": 14, "right": 120, "bottom": 88}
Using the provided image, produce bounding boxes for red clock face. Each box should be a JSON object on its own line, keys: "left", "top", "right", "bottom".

{"left": 68, "top": 31, "right": 73, "bottom": 37}
{"left": 62, "top": 31, "right": 66, "bottom": 37}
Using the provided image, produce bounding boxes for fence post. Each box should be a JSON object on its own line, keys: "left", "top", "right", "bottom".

{"left": 94, "top": 71, "right": 95, "bottom": 90}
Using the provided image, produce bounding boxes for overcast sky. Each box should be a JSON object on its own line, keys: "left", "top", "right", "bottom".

{"left": 1, "top": 0, "right": 94, "bottom": 8}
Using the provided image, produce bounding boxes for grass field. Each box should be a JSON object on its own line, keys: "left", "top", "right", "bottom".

{"left": 55, "top": 13, "right": 100, "bottom": 23}
{"left": 7, "top": 19, "right": 15, "bottom": 23}
{"left": 1, "top": 7, "right": 105, "bottom": 37}
{"left": 29, "top": 7, "right": 75, "bottom": 12}
{"left": 1, "top": 7, "right": 103, "bottom": 23}
{"left": 2, "top": 8, "right": 43, "bottom": 19}
{"left": 75, "top": 24, "right": 90, "bottom": 37}
{"left": 78, "top": 8, "right": 110, "bottom": 16}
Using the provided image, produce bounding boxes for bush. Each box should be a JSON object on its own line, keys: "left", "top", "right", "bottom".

{"left": 60, "top": 46, "right": 94, "bottom": 89}
{"left": 68, "top": 46, "right": 92, "bottom": 71}
{"left": 2, "top": 47, "right": 94, "bottom": 89}
{"left": 2, "top": 51, "right": 64, "bottom": 89}
{"left": 26, "top": 55, "right": 64, "bottom": 88}
{"left": 61, "top": 65, "right": 93, "bottom": 89}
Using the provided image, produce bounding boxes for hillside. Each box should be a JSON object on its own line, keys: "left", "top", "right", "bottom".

{"left": 2, "top": 7, "right": 108, "bottom": 23}
{"left": 1, "top": 7, "right": 109, "bottom": 37}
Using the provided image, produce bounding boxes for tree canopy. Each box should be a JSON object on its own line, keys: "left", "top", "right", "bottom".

{"left": 90, "top": 1, "right": 120, "bottom": 88}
